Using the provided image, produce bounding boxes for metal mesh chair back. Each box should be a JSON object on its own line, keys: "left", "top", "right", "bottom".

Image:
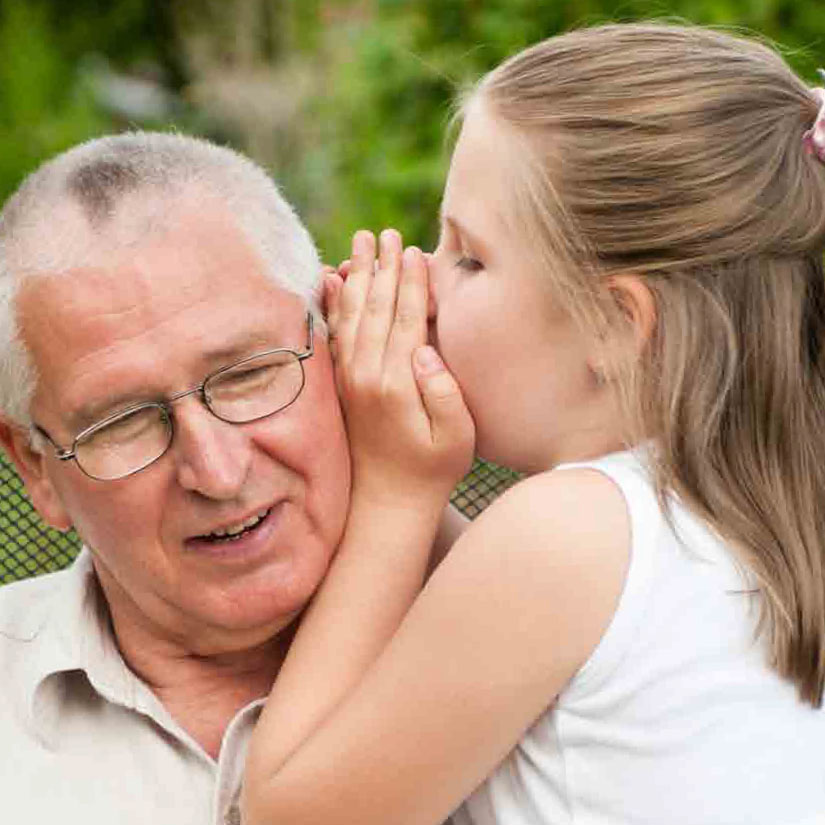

{"left": 0, "top": 452, "right": 519, "bottom": 585}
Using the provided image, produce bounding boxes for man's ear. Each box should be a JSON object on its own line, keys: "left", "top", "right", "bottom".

{"left": 588, "top": 274, "right": 656, "bottom": 379}
{"left": 0, "top": 419, "right": 73, "bottom": 531}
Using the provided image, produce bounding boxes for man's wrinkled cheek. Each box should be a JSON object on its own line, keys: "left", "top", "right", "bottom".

{"left": 314, "top": 412, "right": 351, "bottom": 546}
{"left": 52, "top": 464, "right": 159, "bottom": 547}
{"left": 313, "top": 425, "right": 351, "bottom": 547}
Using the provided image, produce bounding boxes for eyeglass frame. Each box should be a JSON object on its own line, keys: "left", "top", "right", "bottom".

{"left": 31, "top": 311, "right": 314, "bottom": 481}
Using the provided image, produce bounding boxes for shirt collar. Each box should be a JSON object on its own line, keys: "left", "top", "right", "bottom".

{"left": 22, "top": 547, "right": 141, "bottom": 745}
{"left": 18, "top": 550, "right": 270, "bottom": 765}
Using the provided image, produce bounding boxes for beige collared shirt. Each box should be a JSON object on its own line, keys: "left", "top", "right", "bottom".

{"left": 0, "top": 550, "right": 264, "bottom": 825}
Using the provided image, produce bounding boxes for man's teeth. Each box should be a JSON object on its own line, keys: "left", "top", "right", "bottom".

{"left": 207, "top": 508, "right": 270, "bottom": 540}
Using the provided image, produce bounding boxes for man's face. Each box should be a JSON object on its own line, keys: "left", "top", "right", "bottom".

{"left": 12, "top": 205, "right": 350, "bottom": 652}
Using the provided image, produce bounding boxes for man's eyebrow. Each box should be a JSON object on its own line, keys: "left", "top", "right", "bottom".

{"left": 69, "top": 392, "right": 152, "bottom": 432}
{"left": 197, "top": 333, "right": 277, "bottom": 367}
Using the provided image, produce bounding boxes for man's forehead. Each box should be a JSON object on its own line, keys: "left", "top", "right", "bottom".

{"left": 18, "top": 265, "right": 300, "bottom": 361}
{"left": 17, "top": 201, "right": 289, "bottom": 320}
{"left": 16, "top": 213, "right": 307, "bottom": 429}
{"left": 21, "top": 266, "right": 150, "bottom": 319}
{"left": 19, "top": 266, "right": 286, "bottom": 341}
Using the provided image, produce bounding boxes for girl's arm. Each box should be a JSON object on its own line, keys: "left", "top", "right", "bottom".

{"left": 430, "top": 504, "right": 469, "bottom": 576}
{"left": 241, "top": 231, "right": 631, "bottom": 825}
{"left": 243, "top": 228, "right": 475, "bottom": 792}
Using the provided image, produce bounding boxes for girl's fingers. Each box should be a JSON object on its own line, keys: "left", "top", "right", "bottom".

{"left": 378, "top": 227, "right": 401, "bottom": 272}
{"left": 352, "top": 229, "right": 403, "bottom": 373}
{"left": 385, "top": 246, "right": 428, "bottom": 379}
{"left": 323, "top": 272, "right": 344, "bottom": 364}
{"left": 336, "top": 231, "right": 376, "bottom": 365}
{"left": 318, "top": 265, "right": 338, "bottom": 317}
{"left": 413, "top": 345, "right": 475, "bottom": 466}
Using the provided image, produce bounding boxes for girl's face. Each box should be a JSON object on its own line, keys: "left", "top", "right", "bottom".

{"left": 428, "top": 101, "right": 623, "bottom": 472}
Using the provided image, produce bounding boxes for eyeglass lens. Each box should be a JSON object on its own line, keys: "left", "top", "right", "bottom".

{"left": 75, "top": 349, "right": 305, "bottom": 480}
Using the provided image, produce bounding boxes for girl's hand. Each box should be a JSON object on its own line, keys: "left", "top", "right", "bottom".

{"left": 325, "top": 229, "right": 475, "bottom": 506}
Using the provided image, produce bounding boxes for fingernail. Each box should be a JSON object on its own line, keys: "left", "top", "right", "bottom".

{"left": 380, "top": 228, "right": 398, "bottom": 244}
{"left": 403, "top": 246, "right": 421, "bottom": 265}
{"left": 353, "top": 231, "right": 373, "bottom": 254}
{"left": 414, "top": 345, "right": 444, "bottom": 374}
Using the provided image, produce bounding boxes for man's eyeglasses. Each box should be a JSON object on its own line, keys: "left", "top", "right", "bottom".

{"left": 32, "top": 312, "right": 314, "bottom": 482}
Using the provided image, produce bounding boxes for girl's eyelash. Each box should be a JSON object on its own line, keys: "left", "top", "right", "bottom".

{"left": 456, "top": 256, "right": 483, "bottom": 272}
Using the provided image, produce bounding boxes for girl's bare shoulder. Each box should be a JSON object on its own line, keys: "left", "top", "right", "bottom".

{"left": 427, "top": 466, "right": 632, "bottom": 684}
{"left": 452, "top": 464, "right": 632, "bottom": 572}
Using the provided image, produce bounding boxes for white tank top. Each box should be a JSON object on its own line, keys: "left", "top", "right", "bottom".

{"left": 452, "top": 450, "right": 825, "bottom": 825}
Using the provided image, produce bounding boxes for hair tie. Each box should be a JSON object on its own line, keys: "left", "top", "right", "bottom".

{"left": 803, "top": 70, "right": 825, "bottom": 162}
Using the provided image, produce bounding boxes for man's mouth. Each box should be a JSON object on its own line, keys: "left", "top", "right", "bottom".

{"left": 198, "top": 507, "right": 273, "bottom": 543}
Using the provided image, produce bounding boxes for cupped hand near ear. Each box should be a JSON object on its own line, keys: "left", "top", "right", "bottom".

{"left": 324, "top": 229, "right": 475, "bottom": 507}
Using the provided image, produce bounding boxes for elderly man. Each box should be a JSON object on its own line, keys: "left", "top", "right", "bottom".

{"left": 0, "top": 132, "right": 353, "bottom": 823}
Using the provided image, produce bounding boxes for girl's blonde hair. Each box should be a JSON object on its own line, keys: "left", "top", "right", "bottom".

{"left": 476, "top": 22, "right": 825, "bottom": 706}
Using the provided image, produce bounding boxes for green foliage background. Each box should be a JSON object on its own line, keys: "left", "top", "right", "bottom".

{"left": 2, "top": 0, "right": 825, "bottom": 263}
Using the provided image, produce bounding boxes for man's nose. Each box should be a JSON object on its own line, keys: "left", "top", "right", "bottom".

{"left": 170, "top": 397, "right": 252, "bottom": 499}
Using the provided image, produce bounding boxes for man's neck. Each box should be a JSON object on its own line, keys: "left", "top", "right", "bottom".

{"left": 128, "top": 631, "right": 292, "bottom": 759}
{"left": 119, "top": 619, "right": 294, "bottom": 759}
{"left": 93, "top": 572, "right": 295, "bottom": 760}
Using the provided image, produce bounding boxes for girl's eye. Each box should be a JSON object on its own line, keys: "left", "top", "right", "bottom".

{"left": 456, "top": 256, "right": 483, "bottom": 273}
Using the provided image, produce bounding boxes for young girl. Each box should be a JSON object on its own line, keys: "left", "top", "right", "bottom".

{"left": 242, "top": 23, "right": 825, "bottom": 824}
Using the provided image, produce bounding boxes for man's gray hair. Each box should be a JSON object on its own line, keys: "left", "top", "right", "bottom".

{"left": 0, "top": 131, "right": 322, "bottom": 426}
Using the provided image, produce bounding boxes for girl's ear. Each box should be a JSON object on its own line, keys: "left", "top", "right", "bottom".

{"left": 0, "top": 419, "right": 73, "bottom": 531}
{"left": 608, "top": 274, "right": 656, "bottom": 351}
{"left": 588, "top": 274, "right": 656, "bottom": 379}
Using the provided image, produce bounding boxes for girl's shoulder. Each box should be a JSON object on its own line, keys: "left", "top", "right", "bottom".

{"left": 424, "top": 456, "right": 635, "bottom": 713}
{"left": 459, "top": 450, "right": 641, "bottom": 570}
{"left": 442, "top": 454, "right": 634, "bottom": 648}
